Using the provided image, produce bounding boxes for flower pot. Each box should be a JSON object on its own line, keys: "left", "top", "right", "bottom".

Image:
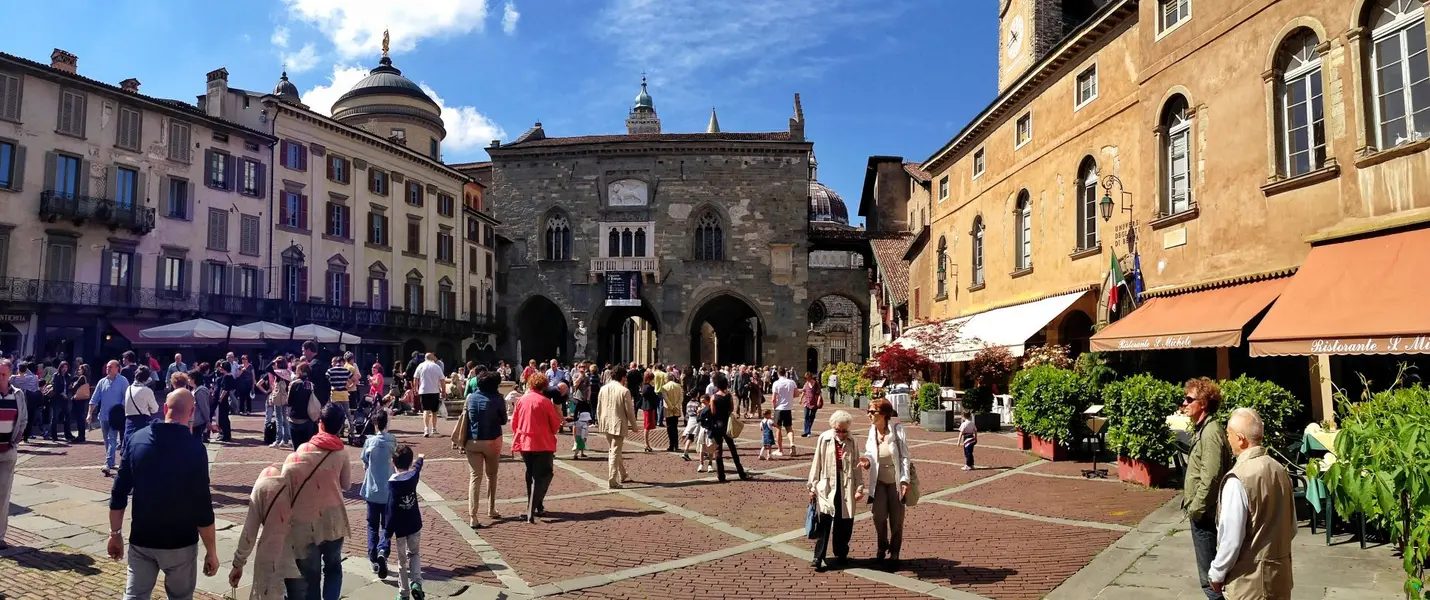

{"left": 1031, "top": 435, "right": 1069, "bottom": 461}
{"left": 920, "top": 410, "right": 957, "bottom": 432}
{"left": 1117, "top": 456, "right": 1171, "bottom": 487}
{"left": 1015, "top": 429, "right": 1032, "bottom": 450}
{"left": 973, "top": 412, "right": 1002, "bottom": 433}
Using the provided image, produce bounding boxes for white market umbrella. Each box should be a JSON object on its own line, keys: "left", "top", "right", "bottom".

{"left": 237, "top": 321, "right": 294, "bottom": 340}
{"left": 291, "top": 324, "right": 362, "bottom": 345}
{"left": 140, "top": 318, "right": 260, "bottom": 340}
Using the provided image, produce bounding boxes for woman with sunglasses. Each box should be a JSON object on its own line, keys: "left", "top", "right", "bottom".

{"left": 860, "top": 398, "right": 911, "bottom": 567}
{"left": 807, "top": 409, "right": 864, "bottom": 571}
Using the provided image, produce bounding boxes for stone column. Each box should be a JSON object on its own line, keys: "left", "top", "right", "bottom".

{"left": 1215, "top": 347, "right": 1231, "bottom": 381}
{"left": 1307, "top": 355, "right": 1335, "bottom": 425}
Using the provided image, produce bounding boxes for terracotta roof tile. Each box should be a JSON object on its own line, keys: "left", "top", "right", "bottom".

{"left": 500, "top": 131, "right": 795, "bottom": 148}
{"left": 903, "top": 162, "right": 931, "bottom": 183}
{"left": 871, "top": 235, "right": 914, "bottom": 305}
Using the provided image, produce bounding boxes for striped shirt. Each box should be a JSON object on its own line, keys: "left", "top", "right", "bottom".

{"left": 327, "top": 366, "right": 352, "bottom": 402}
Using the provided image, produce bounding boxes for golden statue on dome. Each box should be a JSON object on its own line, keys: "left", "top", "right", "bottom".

{"left": 381, "top": 29, "right": 390, "bottom": 58}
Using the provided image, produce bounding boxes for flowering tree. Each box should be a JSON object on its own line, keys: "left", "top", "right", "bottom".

{"left": 863, "top": 343, "right": 933, "bottom": 384}
{"left": 1022, "top": 344, "right": 1071, "bottom": 369}
{"left": 968, "top": 345, "right": 1018, "bottom": 387}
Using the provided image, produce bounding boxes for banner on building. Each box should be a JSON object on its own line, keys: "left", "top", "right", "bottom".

{"left": 605, "top": 272, "right": 642, "bottom": 307}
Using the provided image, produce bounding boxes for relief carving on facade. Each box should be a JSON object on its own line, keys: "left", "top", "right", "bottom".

{"left": 608, "top": 178, "right": 648, "bottom": 207}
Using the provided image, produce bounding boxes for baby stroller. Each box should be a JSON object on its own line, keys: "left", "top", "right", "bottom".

{"left": 347, "top": 395, "right": 383, "bottom": 447}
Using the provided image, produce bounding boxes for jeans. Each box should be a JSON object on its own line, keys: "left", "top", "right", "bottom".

{"left": 267, "top": 404, "right": 292, "bottom": 444}
{"left": 22, "top": 393, "right": 41, "bottom": 441}
{"left": 101, "top": 421, "right": 120, "bottom": 470}
{"left": 803, "top": 407, "right": 818, "bottom": 436}
{"left": 1190, "top": 515, "right": 1224, "bottom": 600}
{"left": 812, "top": 472, "right": 852, "bottom": 565}
{"left": 124, "top": 543, "right": 198, "bottom": 600}
{"left": 963, "top": 442, "right": 976, "bottom": 468}
{"left": 291, "top": 420, "right": 317, "bottom": 449}
{"left": 664, "top": 416, "right": 680, "bottom": 451}
{"left": 71, "top": 399, "right": 88, "bottom": 441}
{"left": 522, "top": 451, "right": 554, "bottom": 518}
{"left": 217, "top": 396, "right": 232, "bottom": 441}
{"left": 366, "top": 501, "right": 389, "bottom": 562}
{"left": 711, "top": 427, "right": 746, "bottom": 482}
{"left": 49, "top": 397, "right": 70, "bottom": 440}
{"left": 393, "top": 532, "right": 422, "bottom": 599}
{"left": 294, "top": 538, "right": 344, "bottom": 600}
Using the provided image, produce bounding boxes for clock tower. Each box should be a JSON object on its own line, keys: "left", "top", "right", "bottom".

{"left": 998, "top": 1, "right": 1103, "bottom": 92}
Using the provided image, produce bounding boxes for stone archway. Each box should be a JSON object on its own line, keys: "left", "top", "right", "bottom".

{"left": 594, "top": 298, "right": 660, "bottom": 368}
{"left": 808, "top": 293, "right": 865, "bottom": 367}
{"left": 688, "top": 293, "right": 763, "bottom": 365}
{"left": 1059, "top": 310, "right": 1095, "bottom": 358}
{"left": 516, "top": 295, "right": 568, "bottom": 365}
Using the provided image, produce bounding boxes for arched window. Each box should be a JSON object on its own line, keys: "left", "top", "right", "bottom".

{"left": 620, "top": 228, "right": 633, "bottom": 256}
{"left": 544, "top": 214, "right": 571, "bottom": 260}
{"left": 1014, "top": 191, "right": 1032, "bottom": 270}
{"left": 1077, "top": 157, "right": 1099, "bottom": 250}
{"left": 607, "top": 228, "right": 620, "bottom": 257}
{"left": 935, "top": 236, "right": 948, "bottom": 298}
{"left": 1277, "top": 30, "right": 1326, "bottom": 176}
{"left": 1161, "top": 96, "right": 1193, "bottom": 217}
{"left": 971, "top": 217, "right": 985, "bottom": 286}
{"left": 694, "top": 211, "right": 724, "bottom": 260}
{"left": 1368, "top": 0, "right": 1429, "bottom": 148}
{"left": 634, "top": 228, "right": 647, "bottom": 257}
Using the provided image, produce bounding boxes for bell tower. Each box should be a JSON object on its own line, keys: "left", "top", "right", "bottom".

{"left": 625, "top": 75, "right": 661, "bottom": 134}
{"left": 998, "top": 0, "right": 1102, "bottom": 92}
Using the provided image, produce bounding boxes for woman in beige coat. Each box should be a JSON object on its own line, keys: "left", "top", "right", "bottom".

{"left": 807, "top": 409, "right": 864, "bottom": 571}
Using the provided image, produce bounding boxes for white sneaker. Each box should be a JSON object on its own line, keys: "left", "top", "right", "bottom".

{"left": 772, "top": 451, "right": 783, "bottom": 457}
{"left": 696, "top": 465, "right": 706, "bottom": 473}
{"left": 961, "top": 466, "right": 972, "bottom": 471}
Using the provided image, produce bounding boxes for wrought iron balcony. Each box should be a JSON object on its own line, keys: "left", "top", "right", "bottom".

{"left": 590, "top": 256, "right": 659, "bottom": 274}
{"left": 0, "top": 277, "right": 500, "bottom": 338}
{"left": 39, "top": 190, "right": 157, "bottom": 235}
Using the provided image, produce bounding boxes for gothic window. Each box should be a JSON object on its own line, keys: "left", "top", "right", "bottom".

{"left": 694, "top": 211, "right": 724, "bottom": 260}
{"left": 971, "top": 217, "right": 984, "bottom": 286}
{"left": 935, "top": 236, "right": 948, "bottom": 298}
{"left": 1276, "top": 30, "right": 1327, "bottom": 177}
{"left": 544, "top": 214, "right": 571, "bottom": 260}
{"left": 620, "top": 228, "right": 633, "bottom": 256}
{"left": 1161, "top": 95, "right": 1193, "bottom": 216}
{"left": 1077, "top": 157, "right": 1099, "bottom": 250}
{"left": 608, "top": 228, "right": 619, "bottom": 257}
{"left": 633, "top": 228, "right": 646, "bottom": 257}
{"left": 1014, "top": 191, "right": 1031, "bottom": 270}
{"left": 1367, "top": 0, "right": 1430, "bottom": 148}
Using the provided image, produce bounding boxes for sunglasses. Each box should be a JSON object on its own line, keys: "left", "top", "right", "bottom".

{"left": 1182, "top": 395, "right": 1198, "bottom": 405}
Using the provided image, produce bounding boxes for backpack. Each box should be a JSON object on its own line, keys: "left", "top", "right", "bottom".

{"left": 271, "top": 372, "right": 291, "bottom": 407}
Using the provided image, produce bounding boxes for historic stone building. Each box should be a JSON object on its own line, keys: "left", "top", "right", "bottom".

{"left": 471, "top": 83, "right": 869, "bottom": 368}
{"left": 895, "top": 0, "right": 1430, "bottom": 421}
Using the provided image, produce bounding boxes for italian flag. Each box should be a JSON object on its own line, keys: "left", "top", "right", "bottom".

{"left": 1106, "top": 250, "right": 1124, "bottom": 308}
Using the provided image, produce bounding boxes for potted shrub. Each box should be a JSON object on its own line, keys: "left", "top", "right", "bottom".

{"left": 917, "top": 382, "right": 955, "bottom": 431}
{"left": 962, "top": 385, "right": 1002, "bottom": 432}
{"left": 1217, "top": 375, "right": 1302, "bottom": 453}
{"left": 1010, "top": 365, "right": 1087, "bottom": 461}
{"left": 864, "top": 343, "right": 932, "bottom": 415}
{"left": 1103, "top": 374, "right": 1181, "bottom": 486}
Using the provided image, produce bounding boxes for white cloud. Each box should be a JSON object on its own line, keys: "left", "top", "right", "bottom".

{"left": 502, "top": 1, "right": 520, "bottom": 35}
{"left": 596, "top": 0, "right": 873, "bottom": 87}
{"left": 281, "top": 43, "right": 322, "bottom": 74}
{"left": 280, "top": 0, "right": 492, "bottom": 59}
{"left": 301, "top": 65, "right": 505, "bottom": 158}
{"left": 271, "top": 26, "right": 291, "bottom": 48}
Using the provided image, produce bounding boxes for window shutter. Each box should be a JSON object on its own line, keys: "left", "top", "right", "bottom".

{"left": 380, "top": 279, "right": 389, "bottom": 310}
{"left": 106, "top": 165, "right": 118, "bottom": 201}
{"left": 10, "top": 145, "right": 24, "bottom": 191}
{"left": 298, "top": 266, "right": 309, "bottom": 302}
{"left": 78, "top": 159, "right": 90, "bottom": 197}
{"left": 155, "top": 256, "right": 165, "bottom": 290}
{"left": 228, "top": 264, "right": 240, "bottom": 298}
{"left": 57, "top": 93, "right": 71, "bottom": 133}
{"left": 203, "top": 150, "right": 215, "bottom": 187}
{"left": 366, "top": 212, "right": 374, "bottom": 244}
{"left": 199, "top": 262, "right": 211, "bottom": 294}
{"left": 369, "top": 169, "right": 377, "bottom": 193}
{"left": 76, "top": 93, "right": 86, "bottom": 135}
{"left": 256, "top": 268, "right": 265, "bottom": 299}
{"left": 344, "top": 273, "right": 351, "bottom": 307}
{"left": 181, "top": 259, "right": 192, "bottom": 295}
{"left": 255, "top": 163, "right": 265, "bottom": 199}
{"left": 225, "top": 154, "right": 236, "bottom": 191}
{"left": 279, "top": 141, "right": 289, "bottom": 166}
{"left": 326, "top": 156, "right": 335, "bottom": 181}
{"left": 299, "top": 194, "right": 309, "bottom": 230}
{"left": 99, "top": 249, "right": 113, "bottom": 295}
{"left": 187, "top": 182, "right": 196, "bottom": 217}
{"left": 298, "top": 145, "right": 308, "bottom": 171}
{"left": 279, "top": 192, "right": 290, "bottom": 226}
{"left": 135, "top": 172, "right": 146, "bottom": 203}
{"left": 130, "top": 255, "right": 143, "bottom": 291}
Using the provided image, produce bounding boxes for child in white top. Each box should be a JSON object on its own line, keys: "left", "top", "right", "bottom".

{"left": 758, "top": 409, "right": 775, "bottom": 460}
{"left": 958, "top": 410, "right": 978, "bottom": 471}
{"left": 572, "top": 411, "right": 591, "bottom": 460}
{"left": 680, "top": 397, "right": 701, "bottom": 461}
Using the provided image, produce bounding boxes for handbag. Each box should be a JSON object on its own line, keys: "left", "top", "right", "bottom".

{"left": 75, "top": 382, "right": 91, "bottom": 401}
{"left": 450, "top": 404, "right": 471, "bottom": 449}
{"left": 805, "top": 499, "right": 819, "bottom": 539}
{"left": 727, "top": 414, "right": 744, "bottom": 438}
{"left": 904, "top": 462, "right": 922, "bottom": 507}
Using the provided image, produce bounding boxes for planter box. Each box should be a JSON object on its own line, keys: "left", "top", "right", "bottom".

{"left": 920, "top": 410, "right": 957, "bottom": 432}
{"left": 1015, "top": 429, "right": 1033, "bottom": 450}
{"left": 1117, "top": 456, "right": 1171, "bottom": 487}
{"left": 1031, "top": 435, "right": 1070, "bottom": 461}
{"left": 972, "top": 412, "right": 1002, "bottom": 433}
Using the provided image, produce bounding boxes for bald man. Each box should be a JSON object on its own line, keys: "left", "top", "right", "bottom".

{"left": 1208, "top": 408, "right": 1295, "bottom": 599}
{"left": 110, "top": 388, "right": 218, "bottom": 599}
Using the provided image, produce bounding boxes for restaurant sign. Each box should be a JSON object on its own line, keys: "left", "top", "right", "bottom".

{"left": 1090, "top": 329, "right": 1241, "bottom": 352}
{"left": 0, "top": 314, "right": 28, "bottom": 323}
{"left": 1251, "top": 335, "right": 1430, "bottom": 357}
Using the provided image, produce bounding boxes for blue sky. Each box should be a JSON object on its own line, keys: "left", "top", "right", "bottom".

{"left": 5, "top": 0, "right": 998, "bottom": 225}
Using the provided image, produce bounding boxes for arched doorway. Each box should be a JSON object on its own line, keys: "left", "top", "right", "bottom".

{"left": 402, "top": 338, "right": 425, "bottom": 363}
{"left": 1059, "top": 310, "right": 1095, "bottom": 358}
{"left": 688, "top": 293, "right": 763, "bottom": 365}
{"left": 435, "top": 341, "right": 457, "bottom": 370}
{"left": 517, "top": 295, "right": 568, "bottom": 365}
{"left": 806, "top": 347, "right": 819, "bottom": 375}
{"left": 808, "top": 294, "right": 864, "bottom": 368}
{"left": 595, "top": 298, "right": 660, "bottom": 367}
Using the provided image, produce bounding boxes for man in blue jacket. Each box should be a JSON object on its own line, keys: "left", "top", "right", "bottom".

{"left": 361, "top": 410, "right": 397, "bottom": 579}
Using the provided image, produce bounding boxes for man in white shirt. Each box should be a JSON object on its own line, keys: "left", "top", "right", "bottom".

{"left": 770, "top": 370, "right": 798, "bottom": 457}
{"left": 1208, "top": 408, "right": 1295, "bottom": 598}
{"left": 414, "top": 353, "right": 446, "bottom": 437}
{"left": 826, "top": 370, "right": 839, "bottom": 405}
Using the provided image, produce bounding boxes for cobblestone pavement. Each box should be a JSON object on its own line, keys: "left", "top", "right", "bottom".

{"left": 1, "top": 408, "right": 1403, "bottom": 599}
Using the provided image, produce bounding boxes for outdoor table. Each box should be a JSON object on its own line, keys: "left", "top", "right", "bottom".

{"left": 1300, "top": 429, "right": 1364, "bottom": 547}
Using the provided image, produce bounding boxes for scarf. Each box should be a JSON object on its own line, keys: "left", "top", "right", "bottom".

{"left": 308, "top": 431, "right": 344, "bottom": 451}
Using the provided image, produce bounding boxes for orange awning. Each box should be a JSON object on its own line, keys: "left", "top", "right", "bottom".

{"left": 1249, "top": 227, "right": 1430, "bottom": 357}
{"left": 1090, "top": 279, "right": 1288, "bottom": 352}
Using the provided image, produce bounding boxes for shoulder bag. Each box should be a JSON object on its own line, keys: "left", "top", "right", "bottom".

{"left": 897, "top": 426, "right": 921, "bottom": 506}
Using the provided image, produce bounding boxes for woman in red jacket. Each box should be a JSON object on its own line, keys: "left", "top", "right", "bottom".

{"left": 510, "top": 371, "right": 562, "bottom": 524}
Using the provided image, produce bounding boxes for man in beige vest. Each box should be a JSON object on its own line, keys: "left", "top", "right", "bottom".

{"left": 595, "top": 365, "right": 638, "bottom": 489}
{"left": 1209, "top": 408, "right": 1295, "bottom": 599}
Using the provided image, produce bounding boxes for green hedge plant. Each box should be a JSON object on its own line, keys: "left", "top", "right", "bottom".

{"left": 1010, "top": 365, "right": 1088, "bottom": 442}
{"left": 917, "top": 382, "right": 943, "bottom": 414}
{"left": 1103, "top": 374, "right": 1181, "bottom": 464}
{"left": 820, "top": 361, "right": 871, "bottom": 401}
{"left": 1217, "top": 375, "right": 1302, "bottom": 453}
{"left": 963, "top": 385, "right": 994, "bottom": 415}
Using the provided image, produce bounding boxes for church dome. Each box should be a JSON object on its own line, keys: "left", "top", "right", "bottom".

{"left": 272, "top": 71, "right": 302, "bottom": 105}
{"left": 809, "top": 181, "right": 849, "bottom": 225}
{"left": 335, "top": 57, "right": 436, "bottom": 107}
{"left": 632, "top": 76, "right": 654, "bottom": 112}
